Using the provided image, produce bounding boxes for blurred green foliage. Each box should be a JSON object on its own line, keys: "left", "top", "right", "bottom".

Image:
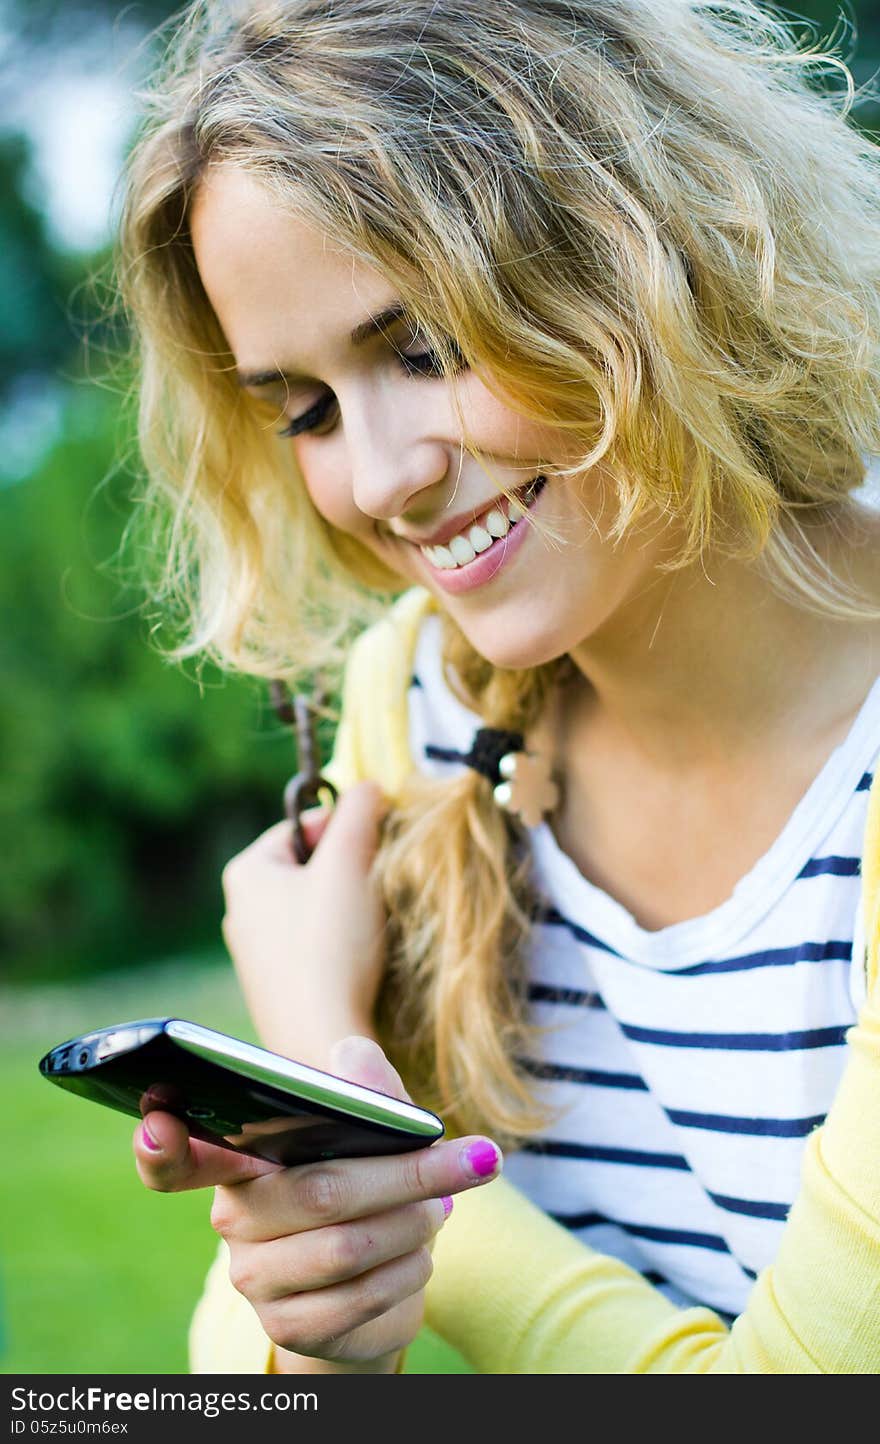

{"left": 0, "top": 136, "right": 83, "bottom": 396}
{"left": 2, "top": 0, "right": 879, "bottom": 983}
{"left": 0, "top": 373, "right": 299, "bottom": 979}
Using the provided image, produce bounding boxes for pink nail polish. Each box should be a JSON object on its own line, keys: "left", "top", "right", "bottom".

{"left": 460, "top": 1140, "right": 501, "bottom": 1180}
{"left": 441, "top": 1195, "right": 454, "bottom": 1218}
{"left": 141, "top": 1120, "right": 162, "bottom": 1153}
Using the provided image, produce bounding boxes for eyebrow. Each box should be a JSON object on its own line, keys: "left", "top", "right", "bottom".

{"left": 236, "top": 303, "right": 408, "bottom": 389}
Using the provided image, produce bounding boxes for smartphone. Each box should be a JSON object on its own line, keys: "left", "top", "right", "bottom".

{"left": 38, "top": 1018, "right": 444, "bottom": 1166}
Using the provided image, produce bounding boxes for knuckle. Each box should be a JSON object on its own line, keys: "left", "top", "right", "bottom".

{"left": 258, "top": 1299, "right": 298, "bottom": 1352}
{"left": 209, "top": 1189, "right": 238, "bottom": 1238}
{"left": 262, "top": 1299, "right": 329, "bottom": 1361}
{"left": 295, "top": 1165, "right": 349, "bottom": 1224}
{"left": 226, "top": 1249, "right": 256, "bottom": 1299}
{"left": 417, "top": 1202, "right": 441, "bottom": 1246}
{"left": 320, "top": 1225, "right": 360, "bottom": 1280}
{"left": 413, "top": 1246, "right": 434, "bottom": 1290}
{"left": 287, "top": 1326, "right": 327, "bottom": 1359}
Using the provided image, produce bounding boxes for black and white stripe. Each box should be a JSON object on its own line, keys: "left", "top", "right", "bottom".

{"left": 407, "top": 611, "right": 878, "bottom": 1317}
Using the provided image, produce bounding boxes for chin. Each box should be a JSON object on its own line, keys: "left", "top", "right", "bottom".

{"left": 462, "top": 618, "right": 572, "bottom": 673}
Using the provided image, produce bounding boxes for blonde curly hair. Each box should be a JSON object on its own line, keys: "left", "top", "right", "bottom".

{"left": 119, "top": 0, "right": 880, "bottom": 1140}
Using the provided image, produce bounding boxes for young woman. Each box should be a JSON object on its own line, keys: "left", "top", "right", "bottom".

{"left": 123, "top": 0, "right": 880, "bottom": 1371}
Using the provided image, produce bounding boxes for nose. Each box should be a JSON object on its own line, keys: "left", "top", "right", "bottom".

{"left": 344, "top": 391, "right": 452, "bottom": 522}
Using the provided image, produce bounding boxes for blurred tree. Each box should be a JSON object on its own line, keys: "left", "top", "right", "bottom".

{"left": 0, "top": 134, "right": 86, "bottom": 403}
{"left": 0, "top": 378, "right": 302, "bottom": 979}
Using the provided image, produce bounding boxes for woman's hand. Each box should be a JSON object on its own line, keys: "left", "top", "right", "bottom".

{"left": 220, "top": 781, "right": 389, "bottom": 1065}
{"left": 133, "top": 1037, "right": 503, "bottom": 1373}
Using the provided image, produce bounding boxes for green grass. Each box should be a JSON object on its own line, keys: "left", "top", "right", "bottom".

{"left": 0, "top": 957, "right": 471, "bottom": 1375}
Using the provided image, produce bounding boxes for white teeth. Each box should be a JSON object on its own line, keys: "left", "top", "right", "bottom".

{"left": 449, "top": 534, "right": 477, "bottom": 565}
{"left": 468, "top": 524, "right": 493, "bottom": 553}
{"left": 485, "top": 508, "right": 510, "bottom": 539}
{"left": 420, "top": 477, "right": 544, "bottom": 570}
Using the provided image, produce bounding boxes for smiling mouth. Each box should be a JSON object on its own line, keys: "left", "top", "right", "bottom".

{"left": 417, "top": 475, "right": 548, "bottom": 570}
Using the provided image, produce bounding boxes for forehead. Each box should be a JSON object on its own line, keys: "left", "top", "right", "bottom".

{"left": 189, "top": 164, "right": 397, "bottom": 375}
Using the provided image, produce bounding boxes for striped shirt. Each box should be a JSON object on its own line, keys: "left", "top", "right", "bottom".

{"left": 408, "top": 611, "right": 878, "bottom": 1318}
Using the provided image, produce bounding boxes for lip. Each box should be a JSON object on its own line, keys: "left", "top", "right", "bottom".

{"left": 392, "top": 480, "right": 538, "bottom": 550}
{"left": 414, "top": 480, "right": 546, "bottom": 595}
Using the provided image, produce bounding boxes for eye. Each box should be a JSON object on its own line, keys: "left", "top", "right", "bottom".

{"left": 395, "top": 332, "right": 467, "bottom": 379}
{"left": 277, "top": 393, "right": 337, "bottom": 439}
{"left": 276, "top": 331, "right": 468, "bottom": 439}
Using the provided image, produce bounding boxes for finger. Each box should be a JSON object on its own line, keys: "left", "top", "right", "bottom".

{"left": 308, "top": 781, "right": 389, "bottom": 873}
{"left": 225, "top": 782, "right": 387, "bottom": 877}
{"left": 267, "top": 806, "right": 334, "bottom": 860}
{"left": 133, "top": 1111, "right": 283, "bottom": 1193}
{"left": 329, "top": 1035, "right": 409, "bottom": 1103}
{"left": 216, "top": 1131, "right": 502, "bottom": 1238}
{"left": 228, "top": 1198, "right": 448, "bottom": 1299}
{"left": 233, "top": 813, "right": 328, "bottom": 867}
{"left": 258, "top": 1246, "right": 433, "bottom": 1361}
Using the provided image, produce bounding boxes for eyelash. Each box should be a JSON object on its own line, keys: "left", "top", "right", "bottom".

{"left": 276, "top": 342, "right": 466, "bottom": 439}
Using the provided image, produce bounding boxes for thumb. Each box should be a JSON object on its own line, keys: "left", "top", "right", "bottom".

{"left": 328, "top": 1035, "right": 411, "bottom": 1104}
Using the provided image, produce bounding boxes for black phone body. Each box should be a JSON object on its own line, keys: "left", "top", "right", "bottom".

{"left": 38, "top": 1018, "right": 444, "bottom": 1166}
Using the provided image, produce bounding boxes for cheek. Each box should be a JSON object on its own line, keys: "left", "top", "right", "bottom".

{"left": 298, "top": 453, "right": 366, "bottom": 537}
{"left": 461, "top": 375, "right": 576, "bottom": 466}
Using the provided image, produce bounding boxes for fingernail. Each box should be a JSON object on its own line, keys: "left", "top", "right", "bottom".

{"left": 141, "top": 1120, "right": 162, "bottom": 1153}
{"left": 441, "top": 1195, "right": 454, "bottom": 1219}
{"left": 460, "top": 1140, "right": 501, "bottom": 1181}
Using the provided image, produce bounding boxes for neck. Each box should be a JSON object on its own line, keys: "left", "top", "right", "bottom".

{"left": 558, "top": 511, "right": 880, "bottom": 777}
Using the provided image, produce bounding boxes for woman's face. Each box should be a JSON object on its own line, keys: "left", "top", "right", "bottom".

{"left": 191, "top": 165, "right": 679, "bottom": 670}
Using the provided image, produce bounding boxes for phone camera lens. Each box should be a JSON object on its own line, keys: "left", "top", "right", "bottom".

{"left": 78, "top": 1050, "right": 90, "bottom": 1066}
